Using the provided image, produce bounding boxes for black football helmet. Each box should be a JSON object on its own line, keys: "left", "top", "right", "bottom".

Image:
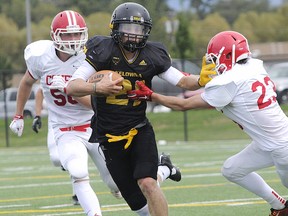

{"left": 109, "top": 2, "right": 152, "bottom": 52}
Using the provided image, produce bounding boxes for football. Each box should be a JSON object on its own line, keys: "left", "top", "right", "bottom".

{"left": 88, "top": 70, "right": 123, "bottom": 86}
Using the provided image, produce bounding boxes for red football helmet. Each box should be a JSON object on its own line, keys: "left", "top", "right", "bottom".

{"left": 50, "top": 10, "right": 88, "bottom": 55}
{"left": 206, "top": 31, "right": 251, "bottom": 74}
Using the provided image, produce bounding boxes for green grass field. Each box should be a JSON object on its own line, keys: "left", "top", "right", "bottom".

{"left": 1, "top": 140, "right": 287, "bottom": 216}
{"left": 1, "top": 107, "right": 288, "bottom": 215}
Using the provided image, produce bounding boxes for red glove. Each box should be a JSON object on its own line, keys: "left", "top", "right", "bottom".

{"left": 127, "top": 81, "right": 154, "bottom": 101}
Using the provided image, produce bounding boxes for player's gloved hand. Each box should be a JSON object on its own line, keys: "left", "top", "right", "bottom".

{"left": 198, "top": 56, "right": 217, "bottom": 87}
{"left": 32, "top": 116, "right": 42, "bottom": 133}
{"left": 49, "top": 75, "right": 66, "bottom": 93}
{"left": 9, "top": 115, "right": 24, "bottom": 137}
{"left": 127, "top": 81, "right": 154, "bottom": 101}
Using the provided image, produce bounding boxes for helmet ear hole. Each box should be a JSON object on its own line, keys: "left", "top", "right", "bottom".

{"left": 226, "top": 53, "right": 232, "bottom": 59}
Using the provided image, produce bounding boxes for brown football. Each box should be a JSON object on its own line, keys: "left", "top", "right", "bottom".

{"left": 88, "top": 70, "right": 123, "bottom": 86}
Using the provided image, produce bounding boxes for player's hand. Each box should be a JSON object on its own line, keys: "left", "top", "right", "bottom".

{"left": 127, "top": 81, "right": 154, "bottom": 101}
{"left": 32, "top": 116, "right": 42, "bottom": 133}
{"left": 198, "top": 56, "right": 217, "bottom": 87}
{"left": 49, "top": 75, "right": 66, "bottom": 93}
{"left": 9, "top": 115, "right": 24, "bottom": 137}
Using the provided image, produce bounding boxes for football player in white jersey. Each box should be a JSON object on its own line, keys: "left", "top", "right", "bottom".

{"left": 128, "top": 30, "right": 288, "bottom": 216}
{"left": 9, "top": 10, "right": 121, "bottom": 216}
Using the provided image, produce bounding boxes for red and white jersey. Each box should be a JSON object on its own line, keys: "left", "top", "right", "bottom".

{"left": 24, "top": 40, "right": 93, "bottom": 128}
{"left": 202, "top": 58, "right": 288, "bottom": 151}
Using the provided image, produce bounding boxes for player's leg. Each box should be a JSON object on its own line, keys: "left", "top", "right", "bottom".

{"left": 133, "top": 124, "right": 168, "bottom": 216}
{"left": 268, "top": 145, "right": 288, "bottom": 215}
{"left": 47, "top": 126, "right": 61, "bottom": 167}
{"left": 273, "top": 145, "right": 288, "bottom": 187}
{"left": 100, "top": 140, "right": 150, "bottom": 215}
{"left": 48, "top": 127, "right": 79, "bottom": 204}
{"left": 86, "top": 141, "right": 122, "bottom": 199}
{"left": 221, "top": 141, "right": 286, "bottom": 211}
{"left": 157, "top": 152, "right": 181, "bottom": 183}
{"left": 56, "top": 131, "right": 102, "bottom": 216}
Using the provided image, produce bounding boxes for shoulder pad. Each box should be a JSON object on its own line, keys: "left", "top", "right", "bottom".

{"left": 24, "top": 40, "right": 53, "bottom": 60}
{"left": 85, "top": 36, "right": 110, "bottom": 51}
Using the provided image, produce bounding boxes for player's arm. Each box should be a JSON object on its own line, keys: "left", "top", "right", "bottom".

{"left": 15, "top": 70, "right": 37, "bottom": 115}
{"left": 35, "top": 87, "right": 43, "bottom": 116}
{"left": 73, "top": 95, "right": 92, "bottom": 109}
{"left": 66, "top": 61, "right": 123, "bottom": 97}
{"left": 152, "top": 92, "right": 210, "bottom": 111}
{"left": 173, "top": 56, "right": 216, "bottom": 90}
{"left": 10, "top": 70, "right": 37, "bottom": 136}
{"left": 32, "top": 87, "right": 43, "bottom": 133}
{"left": 128, "top": 81, "right": 211, "bottom": 110}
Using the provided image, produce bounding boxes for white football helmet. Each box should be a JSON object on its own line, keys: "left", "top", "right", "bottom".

{"left": 206, "top": 31, "right": 251, "bottom": 74}
{"left": 50, "top": 10, "right": 88, "bottom": 55}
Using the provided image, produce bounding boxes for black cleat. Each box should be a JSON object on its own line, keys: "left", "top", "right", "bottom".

{"left": 159, "top": 152, "right": 181, "bottom": 182}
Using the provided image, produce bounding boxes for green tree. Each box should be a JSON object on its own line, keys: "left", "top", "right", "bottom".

{"left": 190, "top": 13, "right": 230, "bottom": 57}
{"left": 275, "top": 5, "right": 288, "bottom": 41}
{"left": 212, "top": 0, "right": 270, "bottom": 25}
{"left": 175, "top": 13, "right": 194, "bottom": 59}
{"left": 0, "top": 0, "right": 26, "bottom": 28}
{"left": 0, "top": 14, "right": 25, "bottom": 89}
{"left": 0, "top": 14, "right": 24, "bottom": 70}
{"left": 190, "top": 0, "right": 214, "bottom": 19}
{"left": 86, "top": 12, "right": 111, "bottom": 37}
{"left": 233, "top": 10, "right": 288, "bottom": 43}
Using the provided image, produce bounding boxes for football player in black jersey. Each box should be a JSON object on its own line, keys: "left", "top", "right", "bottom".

{"left": 66, "top": 2, "right": 216, "bottom": 215}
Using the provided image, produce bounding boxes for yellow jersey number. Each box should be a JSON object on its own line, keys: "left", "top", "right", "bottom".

{"left": 106, "top": 79, "right": 141, "bottom": 106}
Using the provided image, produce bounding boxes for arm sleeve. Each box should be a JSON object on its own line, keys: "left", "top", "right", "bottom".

{"left": 24, "top": 45, "right": 40, "bottom": 80}
{"left": 158, "top": 66, "right": 184, "bottom": 86}
{"left": 70, "top": 61, "right": 96, "bottom": 81}
{"left": 201, "top": 81, "right": 237, "bottom": 109}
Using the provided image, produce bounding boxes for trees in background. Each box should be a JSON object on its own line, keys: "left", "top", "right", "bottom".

{"left": 1, "top": 0, "right": 288, "bottom": 76}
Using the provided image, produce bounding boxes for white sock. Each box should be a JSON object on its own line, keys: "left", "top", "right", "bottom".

{"left": 73, "top": 180, "right": 102, "bottom": 216}
{"left": 231, "top": 172, "right": 286, "bottom": 210}
{"left": 157, "top": 165, "right": 170, "bottom": 183}
{"left": 134, "top": 204, "right": 150, "bottom": 216}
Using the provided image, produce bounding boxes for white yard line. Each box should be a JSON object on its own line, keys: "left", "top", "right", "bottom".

{"left": 0, "top": 204, "right": 31, "bottom": 209}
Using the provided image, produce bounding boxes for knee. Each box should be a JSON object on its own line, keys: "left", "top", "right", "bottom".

{"left": 221, "top": 164, "right": 234, "bottom": 181}
{"left": 221, "top": 159, "right": 243, "bottom": 182}
{"left": 49, "top": 154, "right": 61, "bottom": 167}
{"left": 66, "top": 159, "right": 89, "bottom": 181}
{"left": 138, "top": 177, "right": 157, "bottom": 195}
{"left": 70, "top": 170, "right": 89, "bottom": 181}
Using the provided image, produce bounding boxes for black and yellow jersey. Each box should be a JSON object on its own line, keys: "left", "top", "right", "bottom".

{"left": 85, "top": 36, "right": 171, "bottom": 141}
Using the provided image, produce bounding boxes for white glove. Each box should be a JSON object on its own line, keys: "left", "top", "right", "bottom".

{"left": 10, "top": 115, "right": 24, "bottom": 137}
{"left": 49, "top": 75, "right": 67, "bottom": 93}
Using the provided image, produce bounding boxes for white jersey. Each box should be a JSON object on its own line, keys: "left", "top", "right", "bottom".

{"left": 24, "top": 40, "right": 93, "bottom": 128}
{"left": 202, "top": 58, "right": 288, "bottom": 151}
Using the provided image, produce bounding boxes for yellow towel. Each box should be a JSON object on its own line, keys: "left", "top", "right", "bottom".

{"left": 106, "top": 128, "right": 138, "bottom": 149}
